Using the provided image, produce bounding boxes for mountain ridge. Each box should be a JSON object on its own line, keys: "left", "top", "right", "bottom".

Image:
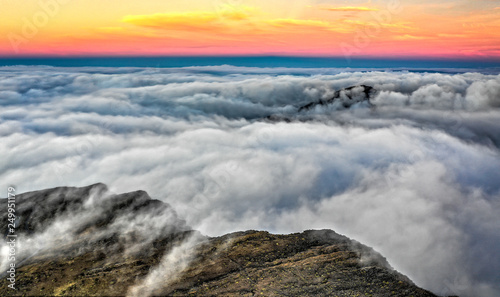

{"left": 1, "top": 184, "right": 445, "bottom": 296}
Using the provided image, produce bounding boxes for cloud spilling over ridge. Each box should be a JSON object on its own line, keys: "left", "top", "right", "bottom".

{"left": 127, "top": 233, "right": 205, "bottom": 297}
{"left": 1, "top": 66, "right": 500, "bottom": 296}
{"left": 0, "top": 183, "right": 190, "bottom": 277}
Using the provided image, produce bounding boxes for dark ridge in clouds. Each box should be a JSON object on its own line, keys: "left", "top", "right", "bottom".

{"left": 1, "top": 66, "right": 500, "bottom": 297}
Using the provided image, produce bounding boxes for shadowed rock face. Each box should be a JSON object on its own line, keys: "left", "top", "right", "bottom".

{"left": 1, "top": 184, "right": 440, "bottom": 297}
{"left": 1, "top": 183, "right": 188, "bottom": 238}
{"left": 0, "top": 183, "right": 191, "bottom": 270}
{"left": 298, "top": 85, "right": 375, "bottom": 112}
{"left": 266, "top": 85, "right": 376, "bottom": 122}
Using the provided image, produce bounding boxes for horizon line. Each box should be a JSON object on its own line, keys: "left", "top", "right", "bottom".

{"left": 1, "top": 55, "right": 500, "bottom": 62}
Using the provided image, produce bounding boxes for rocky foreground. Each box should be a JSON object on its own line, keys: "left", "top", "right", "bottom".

{"left": 1, "top": 184, "right": 440, "bottom": 296}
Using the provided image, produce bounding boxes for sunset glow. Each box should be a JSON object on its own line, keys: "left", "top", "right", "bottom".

{"left": 2, "top": 0, "right": 500, "bottom": 58}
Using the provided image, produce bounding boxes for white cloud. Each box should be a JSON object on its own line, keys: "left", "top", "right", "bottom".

{"left": 465, "top": 76, "right": 500, "bottom": 110}
{"left": 1, "top": 66, "right": 500, "bottom": 296}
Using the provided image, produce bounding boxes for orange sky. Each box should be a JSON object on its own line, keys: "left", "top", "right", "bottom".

{"left": 1, "top": 0, "right": 500, "bottom": 58}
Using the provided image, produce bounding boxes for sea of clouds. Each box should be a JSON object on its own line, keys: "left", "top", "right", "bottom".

{"left": 1, "top": 65, "right": 499, "bottom": 296}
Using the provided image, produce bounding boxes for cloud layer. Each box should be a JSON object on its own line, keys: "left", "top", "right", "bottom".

{"left": 1, "top": 66, "right": 499, "bottom": 296}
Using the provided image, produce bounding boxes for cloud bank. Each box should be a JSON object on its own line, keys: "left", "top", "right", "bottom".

{"left": 1, "top": 66, "right": 499, "bottom": 296}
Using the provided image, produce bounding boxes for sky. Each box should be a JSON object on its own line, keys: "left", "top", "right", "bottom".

{"left": 1, "top": 0, "right": 500, "bottom": 58}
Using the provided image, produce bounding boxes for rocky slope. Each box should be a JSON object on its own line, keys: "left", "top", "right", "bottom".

{"left": 1, "top": 184, "right": 440, "bottom": 296}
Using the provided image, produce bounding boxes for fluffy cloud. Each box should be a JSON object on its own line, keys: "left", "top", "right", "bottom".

{"left": 1, "top": 66, "right": 499, "bottom": 296}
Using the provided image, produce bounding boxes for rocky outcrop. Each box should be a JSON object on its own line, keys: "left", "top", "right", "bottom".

{"left": 159, "top": 230, "right": 437, "bottom": 297}
{"left": 265, "top": 85, "right": 376, "bottom": 122}
{"left": 1, "top": 184, "right": 440, "bottom": 296}
{"left": 298, "top": 85, "right": 375, "bottom": 112}
{"left": 1, "top": 183, "right": 186, "bottom": 237}
{"left": 0, "top": 183, "right": 190, "bottom": 267}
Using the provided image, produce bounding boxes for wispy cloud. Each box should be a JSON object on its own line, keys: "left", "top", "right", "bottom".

{"left": 122, "top": 6, "right": 259, "bottom": 31}
{"left": 438, "top": 33, "right": 467, "bottom": 38}
{"left": 122, "top": 8, "right": 355, "bottom": 36}
{"left": 316, "top": 6, "right": 379, "bottom": 12}
{"left": 123, "top": 12, "right": 223, "bottom": 30}
{"left": 394, "top": 34, "right": 432, "bottom": 40}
